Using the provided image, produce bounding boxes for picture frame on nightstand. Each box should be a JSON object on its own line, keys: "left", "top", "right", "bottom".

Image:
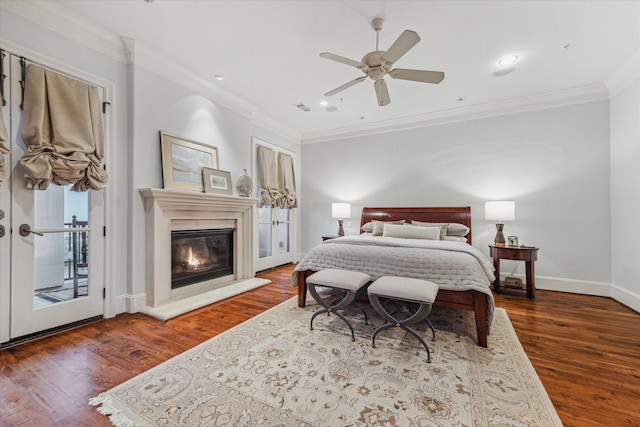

{"left": 507, "top": 235, "right": 518, "bottom": 246}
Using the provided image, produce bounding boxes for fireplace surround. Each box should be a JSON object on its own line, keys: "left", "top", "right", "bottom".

{"left": 139, "top": 189, "right": 260, "bottom": 318}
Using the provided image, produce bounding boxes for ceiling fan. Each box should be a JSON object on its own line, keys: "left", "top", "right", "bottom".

{"left": 320, "top": 17, "right": 444, "bottom": 107}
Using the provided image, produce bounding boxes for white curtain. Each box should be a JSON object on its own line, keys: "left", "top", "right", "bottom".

{"left": 19, "top": 64, "right": 108, "bottom": 191}
{"left": 277, "top": 152, "right": 297, "bottom": 208}
{"left": 257, "top": 145, "right": 279, "bottom": 207}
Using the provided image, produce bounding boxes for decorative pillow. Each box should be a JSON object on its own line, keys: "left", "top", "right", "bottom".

{"left": 444, "top": 235, "right": 468, "bottom": 242}
{"left": 370, "top": 220, "right": 405, "bottom": 236}
{"left": 409, "top": 221, "right": 448, "bottom": 239}
{"left": 360, "top": 222, "right": 373, "bottom": 233}
{"left": 382, "top": 223, "right": 441, "bottom": 240}
{"left": 411, "top": 220, "right": 470, "bottom": 237}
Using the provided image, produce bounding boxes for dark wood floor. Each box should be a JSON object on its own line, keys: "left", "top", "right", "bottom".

{"left": 1, "top": 264, "right": 639, "bottom": 427}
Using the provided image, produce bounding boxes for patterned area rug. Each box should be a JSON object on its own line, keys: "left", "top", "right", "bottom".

{"left": 90, "top": 296, "right": 562, "bottom": 426}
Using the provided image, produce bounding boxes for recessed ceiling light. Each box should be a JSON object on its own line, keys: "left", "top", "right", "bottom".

{"left": 498, "top": 55, "right": 518, "bottom": 66}
{"left": 319, "top": 100, "right": 328, "bottom": 106}
{"left": 214, "top": 75, "right": 224, "bottom": 81}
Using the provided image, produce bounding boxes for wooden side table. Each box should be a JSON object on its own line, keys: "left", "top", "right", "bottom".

{"left": 489, "top": 245, "right": 539, "bottom": 299}
{"left": 322, "top": 235, "right": 341, "bottom": 241}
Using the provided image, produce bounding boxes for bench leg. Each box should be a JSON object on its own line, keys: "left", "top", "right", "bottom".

{"left": 369, "top": 294, "right": 433, "bottom": 363}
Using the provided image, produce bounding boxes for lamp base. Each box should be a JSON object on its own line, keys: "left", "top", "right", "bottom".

{"left": 338, "top": 219, "right": 344, "bottom": 236}
{"left": 494, "top": 223, "right": 506, "bottom": 246}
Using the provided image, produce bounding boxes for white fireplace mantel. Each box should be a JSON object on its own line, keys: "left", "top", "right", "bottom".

{"left": 139, "top": 188, "right": 260, "bottom": 317}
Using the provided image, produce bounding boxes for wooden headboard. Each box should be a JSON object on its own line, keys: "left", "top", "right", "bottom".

{"left": 360, "top": 206, "right": 472, "bottom": 244}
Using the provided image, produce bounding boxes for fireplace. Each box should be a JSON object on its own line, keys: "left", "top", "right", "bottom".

{"left": 140, "top": 188, "right": 259, "bottom": 317}
{"left": 171, "top": 228, "right": 234, "bottom": 289}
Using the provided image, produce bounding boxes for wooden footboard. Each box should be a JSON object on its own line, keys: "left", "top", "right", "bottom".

{"left": 296, "top": 270, "right": 488, "bottom": 347}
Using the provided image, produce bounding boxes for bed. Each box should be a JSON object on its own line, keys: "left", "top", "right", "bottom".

{"left": 294, "top": 206, "right": 495, "bottom": 347}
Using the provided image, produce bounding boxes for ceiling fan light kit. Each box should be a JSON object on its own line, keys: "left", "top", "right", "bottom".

{"left": 320, "top": 17, "right": 445, "bottom": 107}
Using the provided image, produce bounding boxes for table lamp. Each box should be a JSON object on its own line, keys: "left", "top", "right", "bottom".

{"left": 485, "top": 201, "right": 515, "bottom": 246}
{"left": 331, "top": 203, "right": 351, "bottom": 236}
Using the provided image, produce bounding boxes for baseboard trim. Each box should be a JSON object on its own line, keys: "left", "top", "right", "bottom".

{"left": 610, "top": 284, "right": 640, "bottom": 314}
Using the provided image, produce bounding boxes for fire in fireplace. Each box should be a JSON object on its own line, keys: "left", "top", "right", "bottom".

{"left": 171, "top": 228, "right": 234, "bottom": 289}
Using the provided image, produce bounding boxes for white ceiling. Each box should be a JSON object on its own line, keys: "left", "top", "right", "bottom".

{"left": 46, "top": 1, "right": 640, "bottom": 141}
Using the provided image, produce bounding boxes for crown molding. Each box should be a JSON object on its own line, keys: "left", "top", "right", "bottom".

{"left": 251, "top": 111, "right": 301, "bottom": 144}
{"left": 1, "top": 0, "right": 126, "bottom": 63}
{"left": 605, "top": 49, "right": 640, "bottom": 97}
{"left": 131, "top": 41, "right": 257, "bottom": 119}
{"left": 300, "top": 83, "right": 610, "bottom": 144}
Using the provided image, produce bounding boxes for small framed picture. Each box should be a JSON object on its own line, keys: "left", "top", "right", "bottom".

{"left": 508, "top": 235, "right": 519, "bottom": 246}
{"left": 202, "top": 167, "right": 233, "bottom": 195}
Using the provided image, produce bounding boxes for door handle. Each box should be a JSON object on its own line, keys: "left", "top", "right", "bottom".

{"left": 19, "top": 224, "right": 44, "bottom": 237}
{"left": 0, "top": 224, "right": 4, "bottom": 238}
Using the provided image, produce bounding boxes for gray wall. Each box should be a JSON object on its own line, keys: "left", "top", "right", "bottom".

{"left": 610, "top": 77, "right": 640, "bottom": 310}
{"left": 301, "top": 101, "right": 612, "bottom": 283}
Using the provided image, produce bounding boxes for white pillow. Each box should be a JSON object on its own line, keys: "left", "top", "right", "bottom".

{"left": 382, "top": 223, "right": 441, "bottom": 240}
{"left": 361, "top": 222, "right": 374, "bottom": 233}
{"left": 409, "top": 221, "right": 447, "bottom": 239}
{"left": 371, "top": 219, "right": 405, "bottom": 236}
{"left": 411, "top": 220, "right": 470, "bottom": 237}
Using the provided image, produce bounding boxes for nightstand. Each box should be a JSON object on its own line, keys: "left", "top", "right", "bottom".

{"left": 489, "top": 245, "right": 539, "bottom": 299}
{"left": 322, "top": 235, "right": 341, "bottom": 241}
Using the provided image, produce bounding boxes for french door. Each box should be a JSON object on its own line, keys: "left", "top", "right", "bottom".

{"left": 253, "top": 139, "right": 295, "bottom": 272}
{"left": 0, "top": 53, "right": 105, "bottom": 344}
{"left": 256, "top": 205, "right": 292, "bottom": 271}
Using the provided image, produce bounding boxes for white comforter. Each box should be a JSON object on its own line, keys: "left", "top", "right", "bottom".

{"left": 294, "top": 234, "right": 496, "bottom": 325}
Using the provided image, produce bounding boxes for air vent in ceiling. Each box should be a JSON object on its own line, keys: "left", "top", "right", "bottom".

{"left": 294, "top": 103, "right": 311, "bottom": 112}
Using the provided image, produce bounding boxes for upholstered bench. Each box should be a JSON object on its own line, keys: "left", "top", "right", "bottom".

{"left": 367, "top": 276, "right": 439, "bottom": 362}
{"left": 307, "top": 269, "right": 371, "bottom": 341}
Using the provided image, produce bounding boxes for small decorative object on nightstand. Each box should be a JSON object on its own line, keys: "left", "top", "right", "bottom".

{"left": 489, "top": 244, "right": 539, "bottom": 299}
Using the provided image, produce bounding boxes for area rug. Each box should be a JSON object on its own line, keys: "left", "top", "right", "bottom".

{"left": 90, "top": 296, "right": 563, "bottom": 426}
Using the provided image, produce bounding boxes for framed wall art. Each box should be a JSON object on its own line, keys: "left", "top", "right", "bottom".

{"left": 160, "top": 131, "right": 218, "bottom": 192}
{"left": 202, "top": 167, "right": 233, "bottom": 195}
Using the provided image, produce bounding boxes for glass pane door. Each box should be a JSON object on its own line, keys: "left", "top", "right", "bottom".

{"left": 6, "top": 54, "right": 104, "bottom": 341}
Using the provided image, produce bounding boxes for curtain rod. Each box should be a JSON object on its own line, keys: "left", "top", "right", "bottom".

{"left": 0, "top": 47, "right": 105, "bottom": 94}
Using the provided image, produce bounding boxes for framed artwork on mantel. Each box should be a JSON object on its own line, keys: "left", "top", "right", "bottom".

{"left": 202, "top": 168, "right": 233, "bottom": 195}
{"left": 160, "top": 131, "right": 218, "bottom": 192}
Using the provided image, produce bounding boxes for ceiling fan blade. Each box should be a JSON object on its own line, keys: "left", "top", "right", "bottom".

{"left": 381, "top": 30, "right": 420, "bottom": 64}
{"left": 389, "top": 68, "right": 445, "bottom": 84}
{"left": 374, "top": 79, "right": 390, "bottom": 106}
{"left": 324, "top": 76, "right": 367, "bottom": 96}
{"left": 320, "top": 52, "right": 365, "bottom": 69}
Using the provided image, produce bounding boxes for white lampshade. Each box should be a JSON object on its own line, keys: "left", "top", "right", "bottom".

{"left": 485, "top": 201, "right": 515, "bottom": 222}
{"left": 331, "top": 203, "right": 351, "bottom": 219}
